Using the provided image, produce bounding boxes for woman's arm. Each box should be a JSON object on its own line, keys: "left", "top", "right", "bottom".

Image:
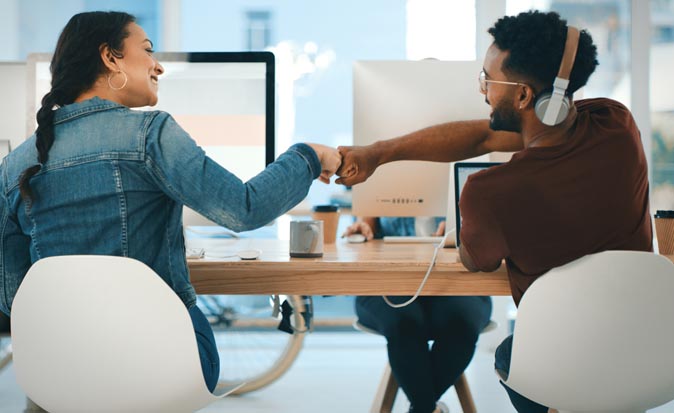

{"left": 145, "top": 113, "right": 338, "bottom": 232}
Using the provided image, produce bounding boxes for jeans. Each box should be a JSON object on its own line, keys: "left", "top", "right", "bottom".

{"left": 188, "top": 305, "right": 220, "bottom": 392}
{"left": 0, "top": 311, "right": 9, "bottom": 333}
{"left": 495, "top": 335, "right": 549, "bottom": 413}
{"left": 356, "top": 296, "right": 492, "bottom": 413}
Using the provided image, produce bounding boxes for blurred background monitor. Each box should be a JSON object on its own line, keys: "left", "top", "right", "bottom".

{"left": 352, "top": 60, "right": 489, "bottom": 224}
{"left": 26, "top": 52, "right": 275, "bottom": 230}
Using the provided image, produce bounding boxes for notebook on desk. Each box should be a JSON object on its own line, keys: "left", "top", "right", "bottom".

{"left": 443, "top": 161, "right": 502, "bottom": 248}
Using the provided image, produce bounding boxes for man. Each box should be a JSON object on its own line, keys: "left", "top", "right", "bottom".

{"left": 337, "top": 10, "right": 652, "bottom": 413}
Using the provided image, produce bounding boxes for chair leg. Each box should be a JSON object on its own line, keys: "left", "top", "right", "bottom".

{"left": 371, "top": 363, "right": 399, "bottom": 413}
{"left": 455, "top": 373, "right": 476, "bottom": 413}
{"left": 24, "top": 397, "right": 47, "bottom": 413}
{"left": 0, "top": 349, "right": 12, "bottom": 371}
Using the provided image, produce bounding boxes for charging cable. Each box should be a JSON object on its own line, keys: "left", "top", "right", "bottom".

{"left": 184, "top": 226, "right": 239, "bottom": 238}
{"left": 382, "top": 240, "right": 444, "bottom": 308}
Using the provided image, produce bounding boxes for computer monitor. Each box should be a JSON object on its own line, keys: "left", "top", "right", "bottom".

{"left": 26, "top": 52, "right": 275, "bottom": 229}
{"left": 352, "top": 60, "right": 490, "bottom": 220}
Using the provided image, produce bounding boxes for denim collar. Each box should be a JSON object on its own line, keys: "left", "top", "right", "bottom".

{"left": 53, "top": 97, "right": 127, "bottom": 125}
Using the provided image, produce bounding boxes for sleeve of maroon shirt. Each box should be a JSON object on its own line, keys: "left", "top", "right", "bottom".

{"left": 458, "top": 175, "right": 508, "bottom": 272}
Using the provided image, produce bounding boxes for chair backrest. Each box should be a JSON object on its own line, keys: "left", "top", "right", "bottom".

{"left": 505, "top": 251, "right": 674, "bottom": 412}
{"left": 11, "top": 255, "right": 225, "bottom": 413}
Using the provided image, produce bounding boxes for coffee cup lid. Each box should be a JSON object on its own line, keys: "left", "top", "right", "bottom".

{"left": 313, "top": 204, "right": 339, "bottom": 212}
{"left": 655, "top": 210, "right": 674, "bottom": 218}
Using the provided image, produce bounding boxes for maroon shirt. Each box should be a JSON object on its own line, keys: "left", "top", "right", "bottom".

{"left": 459, "top": 98, "right": 652, "bottom": 305}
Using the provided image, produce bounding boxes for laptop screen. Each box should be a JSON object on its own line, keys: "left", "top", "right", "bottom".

{"left": 453, "top": 162, "right": 502, "bottom": 246}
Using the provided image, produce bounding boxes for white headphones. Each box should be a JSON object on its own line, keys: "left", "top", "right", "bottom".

{"left": 534, "top": 26, "right": 580, "bottom": 126}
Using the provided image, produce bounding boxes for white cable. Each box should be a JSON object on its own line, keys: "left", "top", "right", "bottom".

{"left": 185, "top": 226, "right": 239, "bottom": 238}
{"left": 382, "top": 241, "right": 442, "bottom": 308}
{"left": 203, "top": 253, "right": 239, "bottom": 259}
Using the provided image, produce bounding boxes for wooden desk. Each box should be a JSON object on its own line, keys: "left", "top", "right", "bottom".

{"left": 187, "top": 239, "right": 511, "bottom": 296}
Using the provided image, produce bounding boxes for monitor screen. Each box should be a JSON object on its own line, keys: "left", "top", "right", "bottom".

{"left": 352, "top": 60, "right": 490, "bottom": 219}
{"left": 453, "top": 162, "right": 501, "bottom": 246}
{"left": 26, "top": 52, "right": 275, "bottom": 228}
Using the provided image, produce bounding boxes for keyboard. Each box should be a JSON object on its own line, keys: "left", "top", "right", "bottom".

{"left": 382, "top": 236, "right": 444, "bottom": 244}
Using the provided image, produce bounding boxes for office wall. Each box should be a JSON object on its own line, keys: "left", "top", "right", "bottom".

{"left": 0, "top": 62, "right": 27, "bottom": 151}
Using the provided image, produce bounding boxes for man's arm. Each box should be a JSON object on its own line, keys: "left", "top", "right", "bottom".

{"left": 336, "top": 119, "right": 522, "bottom": 186}
{"left": 459, "top": 244, "right": 502, "bottom": 272}
{"left": 458, "top": 244, "right": 480, "bottom": 272}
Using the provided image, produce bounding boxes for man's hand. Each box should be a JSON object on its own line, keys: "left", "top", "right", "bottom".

{"left": 335, "top": 145, "right": 381, "bottom": 186}
{"left": 432, "top": 220, "right": 446, "bottom": 236}
{"left": 307, "top": 143, "right": 342, "bottom": 184}
{"left": 341, "top": 220, "right": 376, "bottom": 241}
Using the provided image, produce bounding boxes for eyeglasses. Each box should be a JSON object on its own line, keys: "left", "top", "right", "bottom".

{"left": 478, "top": 70, "right": 527, "bottom": 94}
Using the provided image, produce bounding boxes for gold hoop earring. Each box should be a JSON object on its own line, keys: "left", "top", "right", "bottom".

{"left": 107, "top": 70, "right": 128, "bottom": 90}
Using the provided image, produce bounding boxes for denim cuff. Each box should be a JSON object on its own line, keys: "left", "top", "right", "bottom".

{"left": 288, "top": 143, "right": 322, "bottom": 179}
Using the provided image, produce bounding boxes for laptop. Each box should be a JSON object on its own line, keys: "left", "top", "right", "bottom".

{"left": 444, "top": 162, "right": 502, "bottom": 248}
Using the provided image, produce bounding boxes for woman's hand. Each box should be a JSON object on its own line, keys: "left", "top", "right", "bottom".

{"left": 307, "top": 143, "right": 342, "bottom": 184}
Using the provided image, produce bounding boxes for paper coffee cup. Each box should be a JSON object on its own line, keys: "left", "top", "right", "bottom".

{"left": 312, "top": 205, "right": 340, "bottom": 244}
{"left": 655, "top": 210, "right": 674, "bottom": 255}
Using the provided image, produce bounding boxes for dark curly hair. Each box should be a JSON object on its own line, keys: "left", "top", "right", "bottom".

{"left": 19, "top": 11, "right": 136, "bottom": 202}
{"left": 488, "top": 10, "right": 598, "bottom": 97}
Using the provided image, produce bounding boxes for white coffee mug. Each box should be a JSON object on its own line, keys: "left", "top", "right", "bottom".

{"left": 289, "top": 220, "right": 324, "bottom": 258}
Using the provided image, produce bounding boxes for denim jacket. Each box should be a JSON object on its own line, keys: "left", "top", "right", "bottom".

{"left": 0, "top": 97, "right": 321, "bottom": 314}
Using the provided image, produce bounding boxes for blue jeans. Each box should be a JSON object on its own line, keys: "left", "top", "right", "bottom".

{"left": 0, "top": 311, "right": 9, "bottom": 333}
{"left": 357, "top": 296, "right": 492, "bottom": 413}
{"left": 495, "top": 335, "right": 548, "bottom": 413}
{"left": 188, "top": 305, "right": 220, "bottom": 392}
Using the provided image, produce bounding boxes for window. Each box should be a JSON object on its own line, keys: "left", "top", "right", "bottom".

{"left": 507, "top": 0, "right": 632, "bottom": 104}
{"left": 245, "top": 10, "right": 272, "bottom": 51}
{"left": 650, "top": 0, "right": 674, "bottom": 210}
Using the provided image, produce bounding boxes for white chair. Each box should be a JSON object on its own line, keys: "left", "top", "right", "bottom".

{"left": 499, "top": 251, "right": 674, "bottom": 413}
{"left": 355, "top": 319, "right": 497, "bottom": 413}
{"left": 11, "top": 255, "right": 241, "bottom": 413}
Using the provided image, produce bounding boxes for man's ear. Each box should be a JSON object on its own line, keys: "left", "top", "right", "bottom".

{"left": 99, "top": 44, "right": 119, "bottom": 73}
{"left": 517, "top": 84, "right": 535, "bottom": 110}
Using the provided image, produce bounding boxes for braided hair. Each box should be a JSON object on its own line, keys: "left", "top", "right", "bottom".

{"left": 18, "top": 11, "right": 136, "bottom": 201}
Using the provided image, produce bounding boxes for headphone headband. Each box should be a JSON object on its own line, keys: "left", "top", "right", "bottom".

{"left": 538, "top": 25, "right": 580, "bottom": 126}
{"left": 558, "top": 26, "right": 580, "bottom": 83}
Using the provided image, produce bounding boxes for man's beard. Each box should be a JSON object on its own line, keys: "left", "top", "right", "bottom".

{"left": 488, "top": 99, "right": 522, "bottom": 132}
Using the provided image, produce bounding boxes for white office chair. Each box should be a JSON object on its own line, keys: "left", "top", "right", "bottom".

{"left": 499, "top": 250, "right": 674, "bottom": 413}
{"left": 354, "top": 319, "right": 497, "bottom": 413}
{"left": 11, "top": 255, "right": 242, "bottom": 413}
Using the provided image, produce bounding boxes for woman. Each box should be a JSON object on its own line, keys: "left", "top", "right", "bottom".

{"left": 345, "top": 217, "right": 492, "bottom": 413}
{"left": 0, "top": 11, "right": 340, "bottom": 392}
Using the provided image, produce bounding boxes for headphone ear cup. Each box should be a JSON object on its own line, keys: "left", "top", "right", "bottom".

{"left": 534, "top": 91, "right": 552, "bottom": 122}
{"left": 535, "top": 92, "right": 570, "bottom": 126}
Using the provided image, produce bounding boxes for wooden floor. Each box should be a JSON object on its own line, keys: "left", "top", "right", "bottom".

{"left": 3, "top": 331, "right": 674, "bottom": 413}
